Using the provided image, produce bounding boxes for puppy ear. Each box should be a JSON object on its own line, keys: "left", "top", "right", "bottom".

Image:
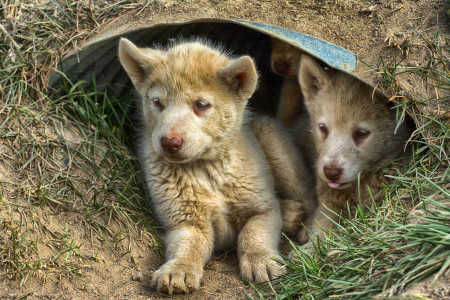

{"left": 219, "top": 56, "right": 258, "bottom": 100}
{"left": 298, "top": 54, "right": 332, "bottom": 102}
{"left": 118, "top": 38, "right": 161, "bottom": 89}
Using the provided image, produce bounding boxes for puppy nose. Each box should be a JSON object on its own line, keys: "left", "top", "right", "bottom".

{"left": 323, "top": 165, "right": 343, "bottom": 182}
{"left": 160, "top": 135, "right": 183, "bottom": 153}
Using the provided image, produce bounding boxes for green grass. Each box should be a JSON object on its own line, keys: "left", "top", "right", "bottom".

{"left": 0, "top": 217, "right": 42, "bottom": 282}
{"left": 0, "top": 0, "right": 158, "bottom": 285}
{"left": 261, "top": 31, "right": 450, "bottom": 299}
{"left": 0, "top": 0, "right": 448, "bottom": 298}
{"left": 273, "top": 197, "right": 449, "bottom": 299}
{"left": 0, "top": 210, "right": 96, "bottom": 283}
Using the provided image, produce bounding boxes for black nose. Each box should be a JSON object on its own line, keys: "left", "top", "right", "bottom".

{"left": 323, "top": 165, "right": 343, "bottom": 182}
{"left": 160, "top": 135, "right": 183, "bottom": 154}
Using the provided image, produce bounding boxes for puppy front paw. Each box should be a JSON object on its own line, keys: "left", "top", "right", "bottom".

{"left": 151, "top": 261, "right": 202, "bottom": 295}
{"left": 239, "top": 251, "right": 286, "bottom": 282}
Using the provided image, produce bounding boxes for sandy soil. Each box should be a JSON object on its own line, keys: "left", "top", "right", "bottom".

{"left": 1, "top": 0, "right": 447, "bottom": 299}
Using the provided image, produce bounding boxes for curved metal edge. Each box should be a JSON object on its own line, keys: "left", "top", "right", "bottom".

{"left": 230, "top": 19, "right": 357, "bottom": 72}
{"left": 50, "top": 18, "right": 384, "bottom": 98}
{"left": 62, "top": 18, "right": 358, "bottom": 72}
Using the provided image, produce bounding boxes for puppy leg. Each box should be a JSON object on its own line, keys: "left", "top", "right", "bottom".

{"left": 276, "top": 77, "right": 304, "bottom": 127}
{"left": 294, "top": 198, "right": 339, "bottom": 250}
{"left": 279, "top": 199, "right": 306, "bottom": 240}
{"left": 238, "top": 207, "right": 285, "bottom": 282}
{"left": 251, "top": 116, "right": 317, "bottom": 242}
{"left": 151, "top": 224, "right": 213, "bottom": 295}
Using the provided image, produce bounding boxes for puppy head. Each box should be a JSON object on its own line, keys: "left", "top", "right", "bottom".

{"left": 270, "top": 38, "right": 301, "bottom": 77}
{"left": 119, "top": 38, "right": 258, "bottom": 163}
{"left": 298, "top": 54, "right": 410, "bottom": 189}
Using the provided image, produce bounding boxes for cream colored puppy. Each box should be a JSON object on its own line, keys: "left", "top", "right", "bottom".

{"left": 119, "top": 38, "right": 314, "bottom": 294}
{"left": 297, "top": 54, "right": 412, "bottom": 242}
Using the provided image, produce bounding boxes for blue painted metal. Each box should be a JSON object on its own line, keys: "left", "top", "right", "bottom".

{"left": 234, "top": 19, "right": 358, "bottom": 72}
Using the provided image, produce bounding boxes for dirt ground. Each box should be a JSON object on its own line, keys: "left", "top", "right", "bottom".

{"left": 1, "top": 0, "right": 448, "bottom": 299}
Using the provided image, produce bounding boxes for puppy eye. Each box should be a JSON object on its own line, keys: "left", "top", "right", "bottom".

{"left": 318, "top": 123, "right": 329, "bottom": 139}
{"left": 151, "top": 97, "right": 164, "bottom": 111}
{"left": 352, "top": 128, "right": 371, "bottom": 145}
{"left": 193, "top": 99, "right": 211, "bottom": 115}
{"left": 195, "top": 99, "right": 211, "bottom": 110}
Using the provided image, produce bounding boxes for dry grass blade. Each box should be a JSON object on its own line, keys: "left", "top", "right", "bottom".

{"left": 0, "top": 0, "right": 157, "bottom": 288}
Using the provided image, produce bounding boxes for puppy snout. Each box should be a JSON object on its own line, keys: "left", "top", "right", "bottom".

{"left": 160, "top": 135, "right": 183, "bottom": 154}
{"left": 323, "top": 165, "right": 343, "bottom": 183}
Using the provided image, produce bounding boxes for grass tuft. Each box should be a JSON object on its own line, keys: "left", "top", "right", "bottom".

{"left": 0, "top": 218, "right": 40, "bottom": 282}
{"left": 277, "top": 197, "right": 449, "bottom": 299}
{"left": 261, "top": 29, "right": 449, "bottom": 299}
{"left": 1, "top": 0, "right": 157, "bottom": 285}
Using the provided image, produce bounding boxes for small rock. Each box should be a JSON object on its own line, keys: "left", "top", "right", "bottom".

{"left": 360, "top": 5, "right": 377, "bottom": 15}
{"left": 132, "top": 271, "right": 143, "bottom": 281}
{"left": 406, "top": 208, "right": 426, "bottom": 225}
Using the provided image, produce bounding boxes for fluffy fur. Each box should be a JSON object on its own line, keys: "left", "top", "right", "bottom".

{"left": 118, "top": 38, "right": 314, "bottom": 294}
{"left": 250, "top": 115, "right": 316, "bottom": 242}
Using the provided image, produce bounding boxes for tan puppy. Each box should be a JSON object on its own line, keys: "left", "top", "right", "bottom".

{"left": 297, "top": 54, "right": 411, "bottom": 243}
{"left": 271, "top": 39, "right": 317, "bottom": 241}
{"left": 270, "top": 38, "right": 316, "bottom": 173}
{"left": 118, "top": 38, "right": 314, "bottom": 294}
{"left": 270, "top": 38, "right": 303, "bottom": 127}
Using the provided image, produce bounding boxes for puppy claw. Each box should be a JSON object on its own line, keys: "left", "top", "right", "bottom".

{"left": 240, "top": 252, "right": 286, "bottom": 283}
{"left": 151, "top": 261, "right": 202, "bottom": 295}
